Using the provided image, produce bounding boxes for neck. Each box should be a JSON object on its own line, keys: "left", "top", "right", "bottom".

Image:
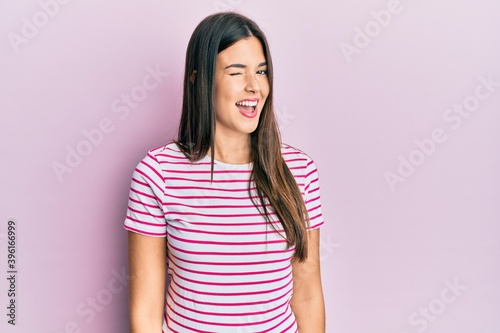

{"left": 210, "top": 132, "right": 252, "bottom": 164}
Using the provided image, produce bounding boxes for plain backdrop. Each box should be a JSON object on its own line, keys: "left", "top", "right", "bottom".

{"left": 1, "top": 0, "right": 499, "bottom": 332}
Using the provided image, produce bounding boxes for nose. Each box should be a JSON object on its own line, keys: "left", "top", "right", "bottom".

{"left": 245, "top": 74, "right": 260, "bottom": 94}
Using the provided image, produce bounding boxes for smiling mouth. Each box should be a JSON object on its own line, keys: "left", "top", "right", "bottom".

{"left": 235, "top": 99, "right": 259, "bottom": 118}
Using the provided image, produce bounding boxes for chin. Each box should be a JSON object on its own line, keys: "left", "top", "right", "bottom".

{"left": 240, "top": 122, "right": 259, "bottom": 134}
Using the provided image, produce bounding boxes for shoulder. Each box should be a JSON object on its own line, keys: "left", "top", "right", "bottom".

{"left": 281, "top": 143, "right": 316, "bottom": 168}
{"left": 133, "top": 142, "right": 188, "bottom": 176}
{"left": 281, "top": 143, "right": 320, "bottom": 181}
{"left": 143, "top": 141, "right": 188, "bottom": 163}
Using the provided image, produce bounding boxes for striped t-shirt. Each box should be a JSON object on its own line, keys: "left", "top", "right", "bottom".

{"left": 123, "top": 142, "right": 324, "bottom": 333}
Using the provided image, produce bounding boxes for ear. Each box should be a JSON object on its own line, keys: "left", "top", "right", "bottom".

{"left": 190, "top": 70, "right": 197, "bottom": 84}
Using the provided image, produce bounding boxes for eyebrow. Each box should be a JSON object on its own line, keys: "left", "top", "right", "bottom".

{"left": 224, "top": 62, "right": 267, "bottom": 69}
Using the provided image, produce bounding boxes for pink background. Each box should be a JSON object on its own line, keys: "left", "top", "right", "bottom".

{"left": 1, "top": 1, "right": 499, "bottom": 332}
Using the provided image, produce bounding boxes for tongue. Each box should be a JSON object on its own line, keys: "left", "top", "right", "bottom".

{"left": 237, "top": 105, "right": 254, "bottom": 113}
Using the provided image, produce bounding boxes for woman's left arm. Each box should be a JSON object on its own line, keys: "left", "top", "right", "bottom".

{"left": 290, "top": 228, "right": 326, "bottom": 333}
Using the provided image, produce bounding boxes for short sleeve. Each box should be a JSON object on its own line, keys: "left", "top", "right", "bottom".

{"left": 304, "top": 156, "right": 324, "bottom": 231}
{"left": 123, "top": 151, "right": 167, "bottom": 237}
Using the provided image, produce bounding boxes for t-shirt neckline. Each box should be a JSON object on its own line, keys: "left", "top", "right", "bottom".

{"left": 201, "top": 155, "right": 253, "bottom": 169}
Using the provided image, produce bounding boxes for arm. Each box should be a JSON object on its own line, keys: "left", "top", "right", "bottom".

{"left": 128, "top": 231, "right": 166, "bottom": 333}
{"left": 290, "top": 228, "right": 325, "bottom": 333}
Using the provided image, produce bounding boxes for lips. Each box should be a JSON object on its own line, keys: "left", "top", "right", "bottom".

{"left": 235, "top": 98, "right": 259, "bottom": 119}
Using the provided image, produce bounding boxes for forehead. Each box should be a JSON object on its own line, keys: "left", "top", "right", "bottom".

{"left": 216, "top": 37, "right": 266, "bottom": 65}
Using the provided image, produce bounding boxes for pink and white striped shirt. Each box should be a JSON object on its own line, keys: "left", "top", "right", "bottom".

{"left": 124, "top": 142, "right": 324, "bottom": 332}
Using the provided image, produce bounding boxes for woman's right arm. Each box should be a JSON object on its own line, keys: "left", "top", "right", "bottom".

{"left": 128, "top": 231, "right": 167, "bottom": 333}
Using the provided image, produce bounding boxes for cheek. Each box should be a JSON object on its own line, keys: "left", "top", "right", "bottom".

{"left": 261, "top": 79, "right": 270, "bottom": 98}
{"left": 215, "top": 83, "right": 232, "bottom": 108}
{"left": 218, "top": 80, "right": 239, "bottom": 103}
{"left": 215, "top": 89, "right": 237, "bottom": 119}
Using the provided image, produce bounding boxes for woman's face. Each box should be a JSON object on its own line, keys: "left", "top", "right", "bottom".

{"left": 214, "top": 36, "right": 270, "bottom": 139}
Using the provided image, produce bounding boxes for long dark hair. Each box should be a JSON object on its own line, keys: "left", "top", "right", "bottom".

{"left": 175, "top": 12, "right": 310, "bottom": 262}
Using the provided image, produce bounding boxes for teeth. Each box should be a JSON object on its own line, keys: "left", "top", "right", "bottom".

{"left": 236, "top": 100, "right": 258, "bottom": 107}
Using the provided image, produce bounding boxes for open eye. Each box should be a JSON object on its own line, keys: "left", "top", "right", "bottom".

{"left": 256, "top": 69, "right": 268, "bottom": 75}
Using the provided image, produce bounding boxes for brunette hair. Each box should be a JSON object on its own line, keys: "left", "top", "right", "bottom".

{"left": 175, "top": 12, "right": 310, "bottom": 262}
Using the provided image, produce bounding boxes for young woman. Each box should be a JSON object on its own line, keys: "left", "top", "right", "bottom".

{"left": 124, "top": 12, "right": 325, "bottom": 333}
